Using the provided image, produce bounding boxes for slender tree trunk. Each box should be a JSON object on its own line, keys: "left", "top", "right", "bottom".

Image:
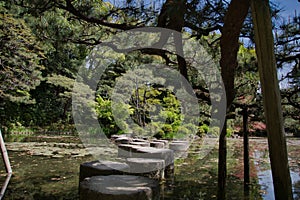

{"left": 250, "top": 0, "right": 293, "bottom": 199}
{"left": 218, "top": 0, "right": 250, "bottom": 199}
{"left": 243, "top": 106, "right": 250, "bottom": 193}
{"left": 218, "top": 121, "right": 227, "bottom": 199}
{"left": 251, "top": 0, "right": 293, "bottom": 200}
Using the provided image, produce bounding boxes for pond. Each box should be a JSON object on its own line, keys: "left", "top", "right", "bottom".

{"left": 253, "top": 137, "right": 300, "bottom": 200}
{"left": 0, "top": 135, "right": 299, "bottom": 199}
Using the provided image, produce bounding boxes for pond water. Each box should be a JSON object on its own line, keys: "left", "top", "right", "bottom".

{"left": 255, "top": 169, "right": 300, "bottom": 200}
{"left": 0, "top": 135, "right": 299, "bottom": 199}
{"left": 253, "top": 138, "right": 300, "bottom": 200}
{"left": 0, "top": 151, "right": 92, "bottom": 199}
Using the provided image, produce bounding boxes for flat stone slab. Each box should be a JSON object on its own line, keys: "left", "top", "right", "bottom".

{"left": 79, "top": 175, "right": 160, "bottom": 200}
{"left": 79, "top": 160, "right": 129, "bottom": 182}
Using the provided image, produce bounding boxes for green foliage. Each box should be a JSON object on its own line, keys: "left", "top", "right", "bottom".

{"left": 198, "top": 124, "right": 209, "bottom": 137}
{"left": 0, "top": 8, "right": 44, "bottom": 103}
{"left": 1, "top": 0, "right": 297, "bottom": 140}
{"left": 226, "top": 128, "right": 233, "bottom": 138}
{"left": 235, "top": 45, "right": 259, "bottom": 102}
{"left": 95, "top": 95, "right": 134, "bottom": 137}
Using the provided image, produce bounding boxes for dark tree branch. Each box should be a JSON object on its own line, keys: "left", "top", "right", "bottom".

{"left": 276, "top": 53, "right": 300, "bottom": 63}
{"left": 185, "top": 22, "right": 222, "bottom": 37}
{"left": 55, "top": 0, "right": 143, "bottom": 30}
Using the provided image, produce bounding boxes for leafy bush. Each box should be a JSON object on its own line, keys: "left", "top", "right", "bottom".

{"left": 226, "top": 128, "right": 234, "bottom": 137}
{"left": 198, "top": 124, "right": 210, "bottom": 137}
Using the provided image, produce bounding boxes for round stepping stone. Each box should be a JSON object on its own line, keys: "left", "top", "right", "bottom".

{"left": 129, "top": 142, "right": 150, "bottom": 147}
{"left": 169, "top": 142, "right": 189, "bottom": 151}
{"left": 126, "top": 158, "right": 165, "bottom": 179}
{"left": 132, "top": 138, "right": 148, "bottom": 143}
{"left": 132, "top": 147, "right": 174, "bottom": 178}
{"left": 79, "top": 175, "right": 160, "bottom": 200}
{"left": 117, "top": 144, "right": 137, "bottom": 158}
{"left": 79, "top": 160, "right": 129, "bottom": 182}
{"left": 152, "top": 139, "right": 169, "bottom": 145}
{"left": 115, "top": 137, "right": 131, "bottom": 145}
{"left": 133, "top": 147, "right": 174, "bottom": 165}
{"left": 110, "top": 135, "right": 120, "bottom": 140}
{"left": 150, "top": 141, "right": 165, "bottom": 149}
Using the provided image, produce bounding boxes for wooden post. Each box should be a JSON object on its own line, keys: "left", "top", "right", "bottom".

{"left": 243, "top": 106, "right": 250, "bottom": 193}
{"left": 0, "top": 130, "right": 12, "bottom": 199}
{"left": 0, "top": 130, "right": 12, "bottom": 174}
{"left": 250, "top": 0, "right": 293, "bottom": 199}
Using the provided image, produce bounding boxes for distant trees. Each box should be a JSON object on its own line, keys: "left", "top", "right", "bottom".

{"left": 275, "top": 10, "right": 300, "bottom": 135}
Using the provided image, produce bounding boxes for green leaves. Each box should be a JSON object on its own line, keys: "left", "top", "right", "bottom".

{"left": 0, "top": 10, "right": 44, "bottom": 103}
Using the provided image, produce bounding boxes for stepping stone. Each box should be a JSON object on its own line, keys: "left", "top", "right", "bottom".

{"left": 79, "top": 160, "right": 129, "bottom": 182}
{"left": 150, "top": 141, "right": 165, "bottom": 149}
{"left": 79, "top": 175, "right": 160, "bottom": 200}
{"left": 117, "top": 144, "right": 138, "bottom": 158}
{"left": 152, "top": 139, "right": 169, "bottom": 145}
{"left": 117, "top": 145, "right": 174, "bottom": 176}
{"left": 132, "top": 147, "right": 174, "bottom": 178}
{"left": 129, "top": 142, "right": 150, "bottom": 147}
{"left": 169, "top": 141, "right": 190, "bottom": 151}
{"left": 126, "top": 158, "right": 165, "bottom": 179}
{"left": 132, "top": 138, "right": 148, "bottom": 143}
{"left": 110, "top": 134, "right": 127, "bottom": 141}
{"left": 133, "top": 147, "right": 174, "bottom": 165}
{"left": 115, "top": 137, "right": 131, "bottom": 145}
{"left": 110, "top": 135, "right": 120, "bottom": 140}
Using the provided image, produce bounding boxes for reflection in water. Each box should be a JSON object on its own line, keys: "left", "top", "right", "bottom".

{"left": 256, "top": 169, "right": 300, "bottom": 199}
{"left": 0, "top": 174, "right": 12, "bottom": 199}
{"left": 254, "top": 150, "right": 300, "bottom": 199}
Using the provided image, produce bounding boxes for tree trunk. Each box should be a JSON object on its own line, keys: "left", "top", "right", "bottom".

{"left": 250, "top": 0, "right": 293, "bottom": 199}
{"left": 217, "top": 121, "right": 227, "bottom": 199}
{"left": 243, "top": 106, "right": 250, "bottom": 193}
{"left": 218, "top": 0, "right": 250, "bottom": 199}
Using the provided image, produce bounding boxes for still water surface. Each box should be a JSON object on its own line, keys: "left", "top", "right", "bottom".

{"left": 0, "top": 136, "right": 299, "bottom": 199}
